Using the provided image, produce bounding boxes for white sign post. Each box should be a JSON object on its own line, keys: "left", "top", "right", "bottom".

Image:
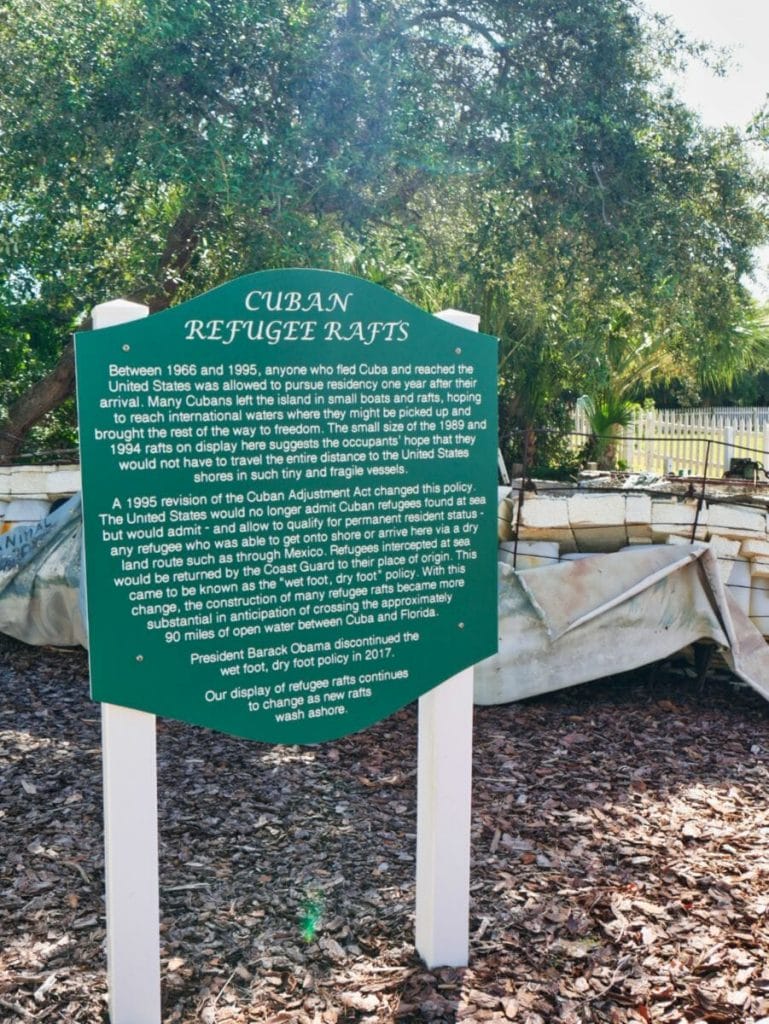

{"left": 92, "top": 299, "right": 162, "bottom": 1024}
{"left": 415, "top": 667, "right": 474, "bottom": 967}
{"left": 414, "top": 308, "right": 480, "bottom": 969}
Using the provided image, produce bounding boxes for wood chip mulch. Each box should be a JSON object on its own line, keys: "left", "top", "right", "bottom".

{"left": 1, "top": 633, "right": 769, "bottom": 1024}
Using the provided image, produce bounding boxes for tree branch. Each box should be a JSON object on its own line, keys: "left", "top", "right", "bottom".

{"left": 0, "top": 339, "right": 76, "bottom": 463}
{"left": 404, "top": 9, "right": 507, "bottom": 54}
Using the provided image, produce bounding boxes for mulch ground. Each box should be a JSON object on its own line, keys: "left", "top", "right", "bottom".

{"left": 1, "top": 634, "right": 768, "bottom": 1024}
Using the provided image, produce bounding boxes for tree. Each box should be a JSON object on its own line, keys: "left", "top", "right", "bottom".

{"left": 464, "top": 48, "right": 769, "bottom": 462}
{"left": 0, "top": 0, "right": 767, "bottom": 461}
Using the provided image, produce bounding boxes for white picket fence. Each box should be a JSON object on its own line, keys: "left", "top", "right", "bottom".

{"left": 571, "top": 406, "right": 769, "bottom": 477}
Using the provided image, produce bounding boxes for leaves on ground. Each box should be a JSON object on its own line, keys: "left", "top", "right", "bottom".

{"left": 1, "top": 636, "right": 768, "bottom": 1022}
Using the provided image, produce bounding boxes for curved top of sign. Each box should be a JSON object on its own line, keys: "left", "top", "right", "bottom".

{"left": 87, "top": 268, "right": 483, "bottom": 345}
{"left": 76, "top": 268, "right": 498, "bottom": 743}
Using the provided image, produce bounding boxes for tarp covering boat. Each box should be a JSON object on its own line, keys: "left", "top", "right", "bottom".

{"left": 0, "top": 494, "right": 86, "bottom": 648}
{"left": 475, "top": 543, "right": 769, "bottom": 705}
{"left": 1, "top": 498, "right": 768, "bottom": 708}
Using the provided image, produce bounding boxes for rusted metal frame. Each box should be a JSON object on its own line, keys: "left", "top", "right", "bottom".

{"left": 691, "top": 439, "right": 711, "bottom": 543}
{"left": 512, "top": 430, "right": 530, "bottom": 571}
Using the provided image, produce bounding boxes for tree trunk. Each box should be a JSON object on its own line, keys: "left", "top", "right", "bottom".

{"left": 0, "top": 340, "right": 76, "bottom": 463}
{"left": 597, "top": 424, "right": 621, "bottom": 470}
{"left": 0, "top": 213, "right": 191, "bottom": 465}
{"left": 0, "top": 210, "right": 200, "bottom": 463}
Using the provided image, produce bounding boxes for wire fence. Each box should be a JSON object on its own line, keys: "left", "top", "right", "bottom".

{"left": 501, "top": 418, "right": 769, "bottom": 572}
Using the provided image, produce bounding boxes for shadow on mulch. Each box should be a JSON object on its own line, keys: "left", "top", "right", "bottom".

{"left": 2, "top": 633, "right": 769, "bottom": 1023}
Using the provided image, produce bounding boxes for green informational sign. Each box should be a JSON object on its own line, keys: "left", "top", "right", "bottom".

{"left": 76, "top": 270, "right": 498, "bottom": 743}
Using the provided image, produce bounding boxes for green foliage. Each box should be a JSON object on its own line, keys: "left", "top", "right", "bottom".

{"left": 0, "top": 299, "right": 79, "bottom": 459}
{"left": 644, "top": 301, "right": 769, "bottom": 408}
{"left": 0, "top": 0, "right": 767, "bottom": 460}
{"left": 578, "top": 394, "right": 635, "bottom": 468}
